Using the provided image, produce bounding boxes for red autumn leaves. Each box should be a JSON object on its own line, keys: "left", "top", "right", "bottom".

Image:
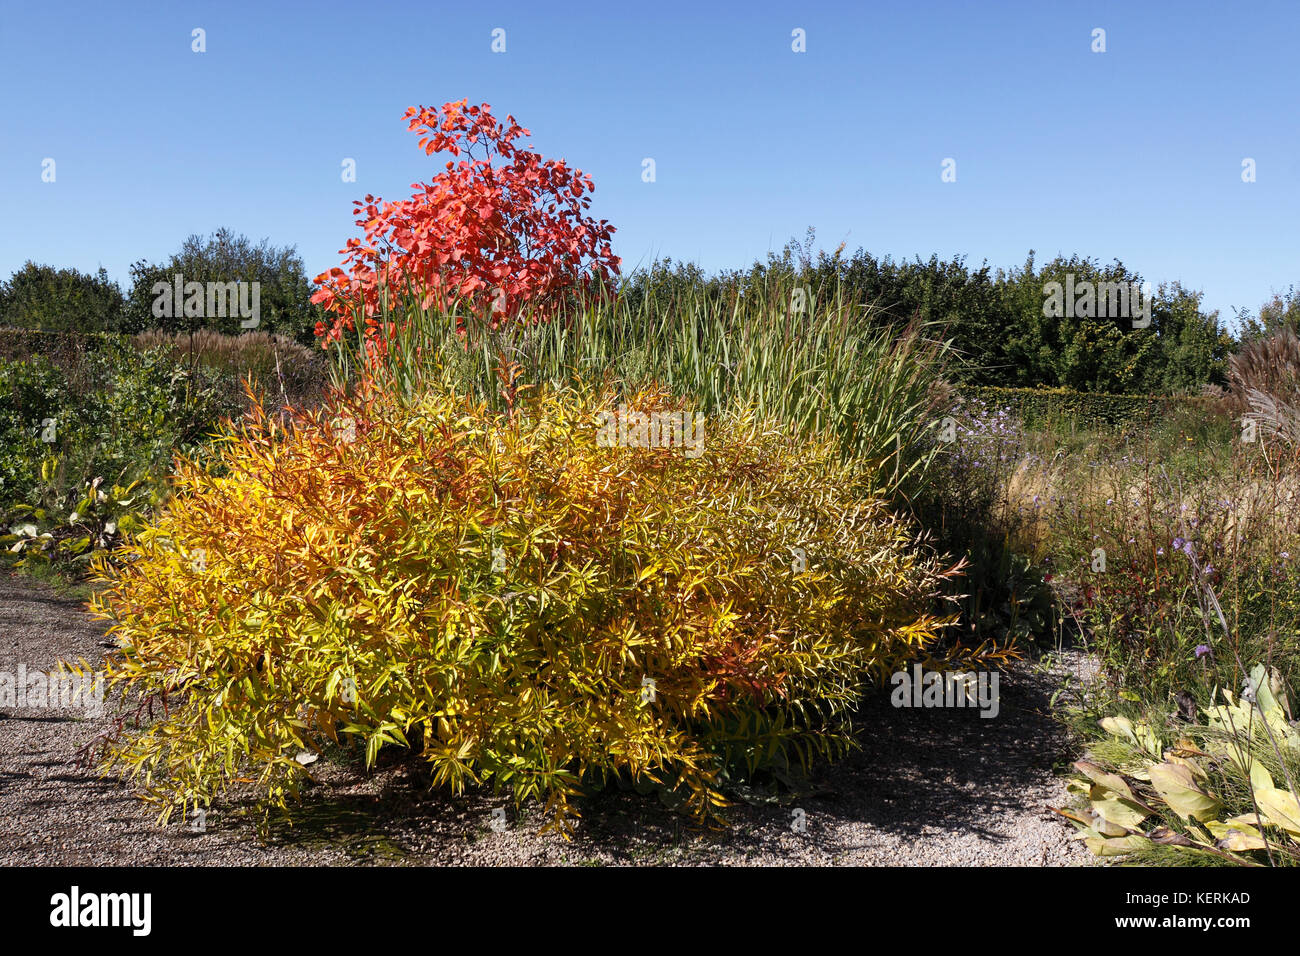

{"left": 311, "top": 100, "right": 620, "bottom": 346}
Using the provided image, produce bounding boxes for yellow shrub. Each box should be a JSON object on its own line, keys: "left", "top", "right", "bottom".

{"left": 90, "top": 383, "right": 961, "bottom": 832}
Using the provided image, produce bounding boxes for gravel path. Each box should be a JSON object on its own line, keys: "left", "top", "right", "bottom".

{"left": 0, "top": 571, "right": 1092, "bottom": 866}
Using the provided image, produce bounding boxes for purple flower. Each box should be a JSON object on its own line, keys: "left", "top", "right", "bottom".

{"left": 1195, "top": 645, "right": 1211, "bottom": 659}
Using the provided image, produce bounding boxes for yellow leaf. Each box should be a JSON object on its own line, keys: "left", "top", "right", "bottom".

{"left": 1148, "top": 762, "right": 1222, "bottom": 822}
{"left": 1256, "top": 786, "right": 1300, "bottom": 837}
{"left": 1074, "top": 760, "right": 1135, "bottom": 800}
{"left": 1083, "top": 833, "right": 1147, "bottom": 857}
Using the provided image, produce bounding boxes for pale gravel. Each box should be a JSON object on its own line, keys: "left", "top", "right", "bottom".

{"left": 0, "top": 572, "right": 1094, "bottom": 867}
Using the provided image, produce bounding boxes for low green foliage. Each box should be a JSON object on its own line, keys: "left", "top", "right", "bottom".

{"left": 131, "top": 329, "right": 329, "bottom": 415}
{"left": 1062, "top": 665, "right": 1300, "bottom": 865}
{"left": 0, "top": 338, "right": 244, "bottom": 579}
{"left": 3, "top": 468, "right": 160, "bottom": 571}
{"left": 0, "top": 354, "right": 65, "bottom": 502}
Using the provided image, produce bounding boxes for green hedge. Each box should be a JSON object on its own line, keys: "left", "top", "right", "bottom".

{"left": 958, "top": 385, "right": 1215, "bottom": 432}
{"left": 0, "top": 328, "right": 123, "bottom": 398}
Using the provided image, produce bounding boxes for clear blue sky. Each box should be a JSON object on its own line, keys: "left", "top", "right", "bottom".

{"left": 2, "top": 0, "right": 1297, "bottom": 330}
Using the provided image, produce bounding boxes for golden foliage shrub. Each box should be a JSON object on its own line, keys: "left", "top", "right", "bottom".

{"left": 90, "top": 384, "right": 961, "bottom": 831}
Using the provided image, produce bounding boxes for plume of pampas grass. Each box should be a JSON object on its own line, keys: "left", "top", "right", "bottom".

{"left": 1228, "top": 325, "right": 1300, "bottom": 416}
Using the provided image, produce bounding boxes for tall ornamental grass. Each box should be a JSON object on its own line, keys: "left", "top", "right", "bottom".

{"left": 323, "top": 268, "right": 954, "bottom": 503}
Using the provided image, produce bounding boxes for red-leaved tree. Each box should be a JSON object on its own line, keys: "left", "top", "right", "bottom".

{"left": 311, "top": 100, "right": 620, "bottom": 347}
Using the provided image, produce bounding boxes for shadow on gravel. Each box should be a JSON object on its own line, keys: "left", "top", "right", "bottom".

{"left": 794, "top": 666, "right": 1076, "bottom": 849}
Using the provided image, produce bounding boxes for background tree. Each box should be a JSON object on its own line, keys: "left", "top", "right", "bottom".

{"left": 995, "top": 254, "right": 1161, "bottom": 392}
{"left": 0, "top": 261, "right": 126, "bottom": 331}
{"left": 125, "top": 228, "right": 325, "bottom": 342}
{"left": 1236, "top": 286, "right": 1300, "bottom": 343}
{"left": 1148, "top": 282, "right": 1233, "bottom": 392}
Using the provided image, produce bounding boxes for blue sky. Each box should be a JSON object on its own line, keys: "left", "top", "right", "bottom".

{"left": 2, "top": 0, "right": 1296, "bottom": 330}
